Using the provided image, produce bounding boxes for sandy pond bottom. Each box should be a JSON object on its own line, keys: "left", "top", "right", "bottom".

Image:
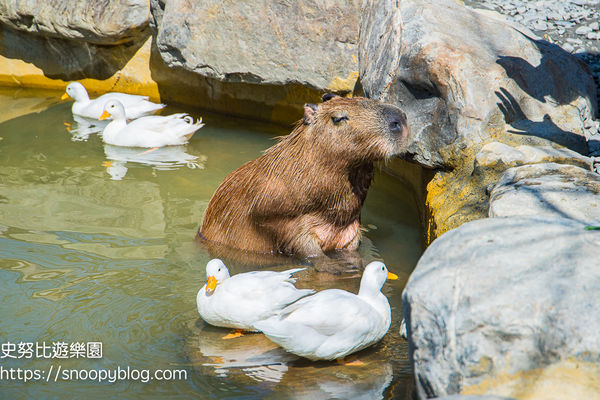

{"left": 0, "top": 88, "right": 423, "bottom": 399}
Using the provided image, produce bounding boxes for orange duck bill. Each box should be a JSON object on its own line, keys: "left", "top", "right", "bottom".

{"left": 205, "top": 276, "right": 217, "bottom": 294}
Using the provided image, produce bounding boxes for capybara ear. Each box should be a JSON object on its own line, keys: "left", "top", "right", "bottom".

{"left": 303, "top": 103, "right": 318, "bottom": 125}
{"left": 322, "top": 93, "right": 338, "bottom": 102}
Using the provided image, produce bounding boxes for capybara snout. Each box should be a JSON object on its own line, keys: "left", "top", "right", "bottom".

{"left": 382, "top": 105, "right": 408, "bottom": 135}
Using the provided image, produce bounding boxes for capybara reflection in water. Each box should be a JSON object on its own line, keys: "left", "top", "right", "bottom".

{"left": 199, "top": 94, "right": 409, "bottom": 269}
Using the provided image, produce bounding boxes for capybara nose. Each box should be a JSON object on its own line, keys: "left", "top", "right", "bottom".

{"left": 389, "top": 118, "right": 404, "bottom": 134}
{"left": 383, "top": 106, "right": 408, "bottom": 135}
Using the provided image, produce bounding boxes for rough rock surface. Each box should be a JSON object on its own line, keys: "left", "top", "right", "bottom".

{"left": 0, "top": 0, "right": 149, "bottom": 44}
{"left": 402, "top": 216, "right": 600, "bottom": 399}
{"left": 153, "top": 0, "right": 360, "bottom": 91}
{"left": 489, "top": 162, "right": 600, "bottom": 222}
{"left": 474, "top": 142, "right": 592, "bottom": 170}
{"left": 359, "top": 0, "right": 597, "bottom": 169}
{"left": 422, "top": 141, "right": 595, "bottom": 241}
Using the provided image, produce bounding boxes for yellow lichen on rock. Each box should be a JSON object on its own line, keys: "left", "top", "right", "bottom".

{"left": 424, "top": 145, "right": 488, "bottom": 243}
{"left": 462, "top": 359, "right": 600, "bottom": 400}
{"left": 0, "top": 57, "right": 64, "bottom": 90}
{"left": 326, "top": 71, "right": 359, "bottom": 94}
{"left": 425, "top": 172, "right": 450, "bottom": 243}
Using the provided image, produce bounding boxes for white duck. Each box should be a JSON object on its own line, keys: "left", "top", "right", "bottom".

{"left": 61, "top": 82, "right": 165, "bottom": 119}
{"left": 253, "top": 261, "right": 397, "bottom": 361}
{"left": 196, "top": 259, "right": 315, "bottom": 338}
{"left": 99, "top": 100, "right": 204, "bottom": 147}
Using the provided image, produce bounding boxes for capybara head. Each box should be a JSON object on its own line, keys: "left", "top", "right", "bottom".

{"left": 301, "top": 94, "right": 409, "bottom": 161}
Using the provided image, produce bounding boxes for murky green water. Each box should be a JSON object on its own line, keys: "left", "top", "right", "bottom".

{"left": 0, "top": 88, "right": 423, "bottom": 399}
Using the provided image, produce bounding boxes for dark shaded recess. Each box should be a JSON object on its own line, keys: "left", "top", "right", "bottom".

{"left": 20, "top": 14, "right": 34, "bottom": 28}
{"left": 402, "top": 79, "right": 441, "bottom": 100}
{"left": 0, "top": 24, "right": 150, "bottom": 81}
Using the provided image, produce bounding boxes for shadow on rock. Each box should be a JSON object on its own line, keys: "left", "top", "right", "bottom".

{"left": 495, "top": 87, "right": 589, "bottom": 153}
{"left": 496, "top": 40, "right": 597, "bottom": 109}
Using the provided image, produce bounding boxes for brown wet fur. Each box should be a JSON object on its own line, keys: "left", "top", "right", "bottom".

{"left": 199, "top": 96, "right": 409, "bottom": 271}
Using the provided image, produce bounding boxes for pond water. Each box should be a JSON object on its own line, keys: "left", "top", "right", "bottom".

{"left": 0, "top": 88, "right": 423, "bottom": 399}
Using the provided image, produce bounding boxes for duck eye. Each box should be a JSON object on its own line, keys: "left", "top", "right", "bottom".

{"left": 331, "top": 115, "right": 348, "bottom": 124}
{"left": 381, "top": 266, "right": 384, "bottom": 271}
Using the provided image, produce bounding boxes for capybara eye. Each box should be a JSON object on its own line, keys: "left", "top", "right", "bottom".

{"left": 331, "top": 115, "right": 349, "bottom": 124}
{"left": 322, "top": 93, "right": 338, "bottom": 102}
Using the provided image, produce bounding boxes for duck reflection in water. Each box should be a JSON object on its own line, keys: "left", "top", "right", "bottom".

{"left": 65, "top": 115, "right": 109, "bottom": 142}
{"left": 102, "top": 144, "right": 206, "bottom": 180}
{"left": 189, "top": 320, "right": 394, "bottom": 399}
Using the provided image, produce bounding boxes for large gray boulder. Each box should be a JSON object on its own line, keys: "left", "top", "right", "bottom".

{"left": 0, "top": 0, "right": 149, "bottom": 44}
{"left": 489, "top": 162, "right": 600, "bottom": 222}
{"left": 152, "top": 0, "right": 360, "bottom": 91}
{"left": 359, "top": 0, "right": 597, "bottom": 169}
{"left": 402, "top": 216, "right": 600, "bottom": 398}
{"left": 0, "top": 24, "right": 148, "bottom": 80}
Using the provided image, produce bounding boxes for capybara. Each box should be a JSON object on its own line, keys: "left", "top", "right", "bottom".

{"left": 199, "top": 94, "right": 409, "bottom": 262}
